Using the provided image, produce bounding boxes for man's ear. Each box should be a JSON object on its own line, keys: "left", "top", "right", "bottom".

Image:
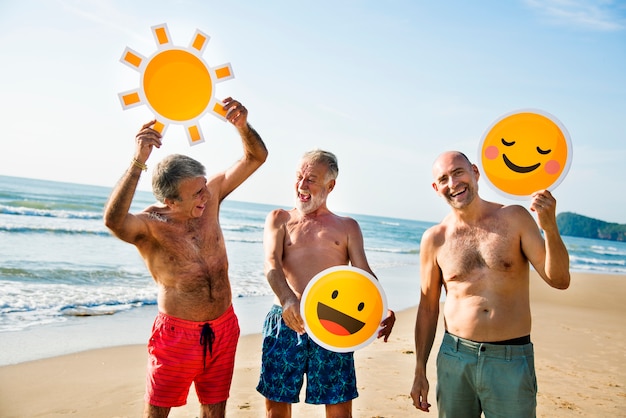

{"left": 472, "top": 164, "right": 480, "bottom": 181}
{"left": 328, "top": 179, "right": 336, "bottom": 192}
{"left": 164, "top": 197, "right": 175, "bottom": 208}
{"left": 432, "top": 182, "right": 439, "bottom": 192}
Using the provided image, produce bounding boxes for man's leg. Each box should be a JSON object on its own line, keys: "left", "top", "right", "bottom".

{"left": 265, "top": 398, "right": 292, "bottom": 418}
{"left": 143, "top": 403, "right": 170, "bottom": 418}
{"left": 436, "top": 334, "right": 482, "bottom": 417}
{"left": 325, "top": 400, "right": 352, "bottom": 418}
{"left": 200, "top": 400, "right": 227, "bottom": 418}
{"left": 257, "top": 306, "right": 306, "bottom": 412}
{"left": 479, "top": 343, "right": 537, "bottom": 418}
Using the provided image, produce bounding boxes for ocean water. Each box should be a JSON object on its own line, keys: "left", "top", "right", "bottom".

{"left": 1, "top": 174, "right": 625, "bottom": 336}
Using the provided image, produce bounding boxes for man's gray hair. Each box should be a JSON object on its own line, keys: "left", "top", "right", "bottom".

{"left": 302, "top": 149, "right": 339, "bottom": 181}
{"left": 152, "top": 154, "right": 206, "bottom": 203}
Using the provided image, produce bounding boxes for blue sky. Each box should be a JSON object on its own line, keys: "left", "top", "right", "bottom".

{"left": 1, "top": 0, "right": 624, "bottom": 223}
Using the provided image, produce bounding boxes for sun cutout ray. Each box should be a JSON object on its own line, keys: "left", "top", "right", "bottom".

{"left": 118, "top": 23, "right": 234, "bottom": 146}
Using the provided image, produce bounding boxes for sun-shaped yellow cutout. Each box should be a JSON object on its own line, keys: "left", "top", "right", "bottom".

{"left": 118, "top": 23, "right": 234, "bottom": 146}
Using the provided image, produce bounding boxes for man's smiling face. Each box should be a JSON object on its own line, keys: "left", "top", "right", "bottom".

{"left": 432, "top": 152, "right": 479, "bottom": 210}
{"left": 294, "top": 161, "right": 333, "bottom": 214}
{"left": 168, "top": 176, "right": 208, "bottom": 219}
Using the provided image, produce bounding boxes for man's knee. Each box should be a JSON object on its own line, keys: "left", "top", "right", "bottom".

{"left": 265, "top": 398, "right": 291, "bottom": 418}
{"left": 201, "top": 401, "right": 227, "bottom": 418}
{"left": 143, "top": 403, "right": 171, "bottom": 418}
{"left": 325, "top": 400, "right": 352, "bottom": 418}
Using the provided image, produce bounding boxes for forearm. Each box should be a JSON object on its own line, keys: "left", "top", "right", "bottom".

{"left": 543, "top": 227, "right": 571, "bottom": 289}
{"left": 238, "top": 123, "right": 268, "bottom": 164}
{"left": 266, "top": 266, "right": 305, "bottom": 334}
{"left": 414, "top": 305, "right": 439, "bottom": 374}
{"left": 103, "top": 164, "right": 142, "bottom": 231}
{"left": 266, "top": 268, "right": 298, "bottom": 307}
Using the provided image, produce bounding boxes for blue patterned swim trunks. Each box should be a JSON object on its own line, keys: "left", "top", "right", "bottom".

{"left": 256, "top": 305, "right": 358, "bottom": 404}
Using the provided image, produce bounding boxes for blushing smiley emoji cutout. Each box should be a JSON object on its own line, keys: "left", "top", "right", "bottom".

{"left": 478, "top": 109, "right": 572, "bottom": 199}
{"left": 301, "top": 266, "right": 387, "bottom": 353}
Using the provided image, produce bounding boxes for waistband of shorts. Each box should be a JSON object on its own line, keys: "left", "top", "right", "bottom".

{"left": 443, "top": 331, "right": 533, "bottom": 359}
{"left": 269, "top": 304, "right": 283, "bottom": 314}
{"left": 156, "top": 304, "right": 235, "bottom": 330}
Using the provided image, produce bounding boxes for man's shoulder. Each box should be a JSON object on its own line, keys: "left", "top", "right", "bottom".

{"left": 494, "top": 203, "right": 533, "bottom": 222}
{"left": 322, "top": 212, "right": 361, "bottom": 233}
{"left": 425, "top": 220, "right": 447, "bottom": 233}
{"left": 334, "top": 212, "right": 358, "bottom": 224}
{"left": 139, "top": 204, "right": 168, "bottom": 219}
{"left": 266, "top": 207, "right": 296, "bottom": 225}
{"left": 479, "top": 200, "right": 528, "bottom": 218}
{"left": 268, "top": 207, "right": 295, "bottom": 217}
{"left": 498, "top": 202, "right": 528, "bottom": 213}
{"left": 479, "top": 202, "right": 537, "bottom": 237}
{"left": 422, "top": 221, "right": 448, "bottom": 245}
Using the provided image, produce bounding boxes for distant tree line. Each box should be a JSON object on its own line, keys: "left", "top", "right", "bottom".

{"left": 556, "top": 212, "right": 626, "bottom": 242}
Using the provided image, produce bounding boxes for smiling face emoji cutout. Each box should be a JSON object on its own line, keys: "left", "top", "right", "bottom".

{"left": 300, "top": 266, "right": 387, "bottom": 353}
{"left": 478, "top": 109, "right": 572, "bottom": 199}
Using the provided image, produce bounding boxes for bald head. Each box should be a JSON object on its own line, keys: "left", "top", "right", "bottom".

{"left": 432, "top": 151, "right": 473, "bottom": 178}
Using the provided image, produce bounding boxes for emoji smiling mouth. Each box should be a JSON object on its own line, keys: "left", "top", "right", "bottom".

{"left": 502, "top": 154, "right": 541, "bottom": 173}
{"left": 317, "top": 302, "right": 365, "bottom": 336}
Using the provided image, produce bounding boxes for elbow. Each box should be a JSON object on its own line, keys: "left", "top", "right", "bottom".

{"left": 246, "top": 148, "right": 268, "bottom": 168}
{"left": 103, "top": 216, "right": 118, "bottom": 234}
{"left": 258, "top": 149, "right": 268, "bottom": 165}
{"left": 103, "top": 211, "right": 121, "bottom": 234}
{"left": 102, "top": 208, "right": 114, "bottom": 230}
{"left": 552, "top": 273, "right": 571, "bottom": 290}
{"left": 103, "top": 212, "right": 112, "bottom": 229}
{"left": 556, "top": 281, "right": 570, "bottom": 290}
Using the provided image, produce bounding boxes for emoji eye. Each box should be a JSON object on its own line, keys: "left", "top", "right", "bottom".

{"left": 501, "top": 138, "right": 515, "bottom": 146}
{"left": 536, "top": 147, "right": 551, "bottom": 155}
{"left": 332, "top": 290, "right": 338, "bottom": 299}
{"left": 358, "top": 302, "right": 365, "bottom": 311}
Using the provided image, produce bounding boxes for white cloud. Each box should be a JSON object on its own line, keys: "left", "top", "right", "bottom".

{"left": 524, "top": 0, "right": 626, "bottom": 31}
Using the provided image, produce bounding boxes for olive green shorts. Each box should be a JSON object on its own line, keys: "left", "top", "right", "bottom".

{"left": 436, "top": 332, "right": 537, "bottom": 418}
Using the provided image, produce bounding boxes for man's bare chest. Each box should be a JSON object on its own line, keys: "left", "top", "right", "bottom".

{"left": 438, "top": 227, "right": 519, "bottom": 277}
{"left": 147, "top": 217, "right": 224, "bottom": 256}
{"left": 286, "top": 220, "right": 344, "bottom": 246}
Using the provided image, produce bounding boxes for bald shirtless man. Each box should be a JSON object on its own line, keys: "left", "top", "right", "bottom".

{"left": 103, "top": 97, "right": 267, "bottom": 418}
{"left": 410, "top": 151, "right": 570, "bottom": 417}
{"left": 257, "top": 149, "right": 396, "bottom": 418}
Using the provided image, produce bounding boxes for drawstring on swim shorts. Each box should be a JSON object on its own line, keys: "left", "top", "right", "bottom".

{"left": 200, "top": 322, "right": 215, "bottom": 370}
{"left": 264, "top": 305, "right": 303, "bottom": 348}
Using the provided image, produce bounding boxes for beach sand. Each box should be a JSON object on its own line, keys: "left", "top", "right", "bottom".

{"left": 1, "top": 271, "right": 625, "bottom": 417}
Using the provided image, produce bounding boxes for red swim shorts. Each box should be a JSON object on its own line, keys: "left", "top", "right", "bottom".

{"left": 145, "top": 305, "right": 240, "bottom": 407}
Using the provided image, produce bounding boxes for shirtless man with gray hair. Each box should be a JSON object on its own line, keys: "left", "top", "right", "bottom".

{"left": 104, "top": 97, "right": 267, "bottom": 418}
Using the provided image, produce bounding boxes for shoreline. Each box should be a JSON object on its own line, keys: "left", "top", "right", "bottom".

{"left": 0, "top": 295, "right": 275, "bottom": 367}
{"left": 1, "top": 271, "right": 625, "bottom": 417}
{"left": 0, "top": 263, "right": 420, "bottom": 366}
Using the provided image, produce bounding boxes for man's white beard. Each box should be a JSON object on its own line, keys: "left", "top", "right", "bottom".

{"left": 296, "top": 189, "right": 327, "bottom": 214}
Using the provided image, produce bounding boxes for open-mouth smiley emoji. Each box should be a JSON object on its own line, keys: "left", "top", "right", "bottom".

{"left": 301, "top": 266, "right": 387, "bottom": 353}
{"left": 478, "top": 109, "right": 572, "bottom": 199}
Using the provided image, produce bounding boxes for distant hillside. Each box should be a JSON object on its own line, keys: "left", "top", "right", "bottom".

{"left": 556, "top": 212, "right": 626, "bottom": 242}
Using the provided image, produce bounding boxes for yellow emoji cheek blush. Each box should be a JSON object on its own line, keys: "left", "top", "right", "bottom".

{"left": 300, "top": 266, "right": 387, "bottom": 353}
{"left": 479, "top": 109, "right": 573, "bottom": 199}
